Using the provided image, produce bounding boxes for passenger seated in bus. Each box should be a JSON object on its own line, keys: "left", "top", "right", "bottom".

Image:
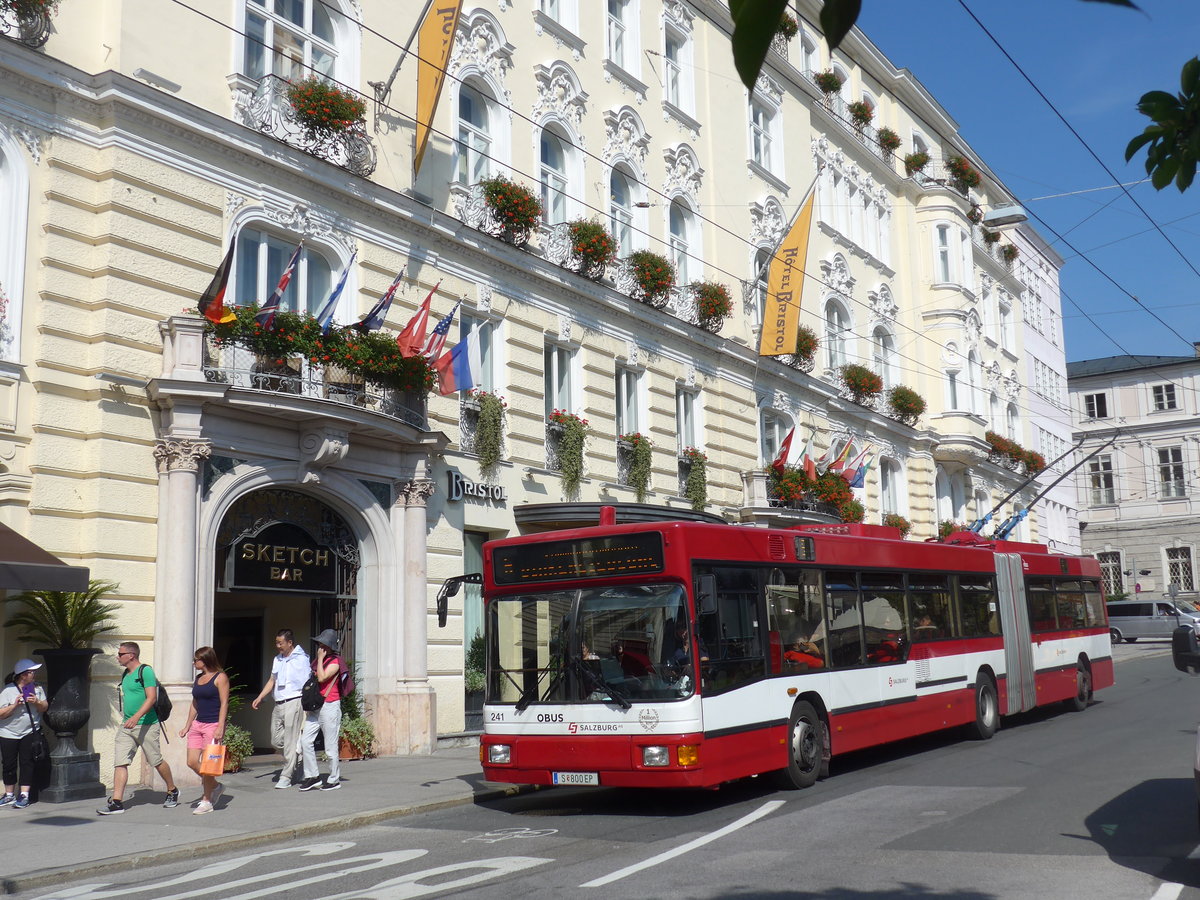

{"left": 581, "top": 641, "right": 599, "bottom": 660}
{"left": 784, "top": 638, "right": 825, "bottom": 670}
{"left": 611, "top": 639, "right": 652, "bottom": 677}
{"left": 867, "top": 633, "right": 902, "bottom": 663}
{"left": 913, "top": 614, "right": 939, "bottom": 639}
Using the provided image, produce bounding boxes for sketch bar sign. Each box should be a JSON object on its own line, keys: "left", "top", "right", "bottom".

{"left": 232, "top": 522, "right": 338, "bottom": 594}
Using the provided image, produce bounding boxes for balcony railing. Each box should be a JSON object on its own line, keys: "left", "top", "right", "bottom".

{"left": 202, "top": 337, "right": 425, "bottom": 428}
{"left": 234, "top": 74, "right": 377, "bottom": 178}
{"left": 449, "top": 182, "right": 538, "bottom": 248}
{"left": 1, "top": 7, "right": 50, "bottom": 47}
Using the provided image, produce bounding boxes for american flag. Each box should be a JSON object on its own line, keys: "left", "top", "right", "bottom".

{"left": 423, "top": 301, "right": 460, "bottom": 360}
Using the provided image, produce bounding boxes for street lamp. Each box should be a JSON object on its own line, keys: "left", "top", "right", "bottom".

{"left": 981, "top": 204, "right": 1028, "bottom": 229}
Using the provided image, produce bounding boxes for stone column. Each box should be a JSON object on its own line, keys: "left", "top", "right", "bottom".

{"left": 150, "top": 437, "right": 210, "bottom": 788}
{"left": 376, "top": 478, "right": 437, "bottom": 755}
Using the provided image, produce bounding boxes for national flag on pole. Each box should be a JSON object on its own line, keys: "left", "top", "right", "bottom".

{"left": 423, "top": 301, "right": 460, "bottom": 360}
{"left": 799, "top": 434, "right": 818, "bottom": 479}
{"left": 757, "top": 180, "right": 817, "bottom": 357}
{"left": 848, "top": 451, "right": 876, "bottom": 489}
{"left": 827, "top": 439, "right": 854, "bottom": 473}
{"left": 413, "top": 1, "right": 463, "bottom": 177}
{"left": 356, "top": 268, "right": 405, "bottom": 333}
{"left": 771, "top": 427, "right": 814, "bottom": 475}
{"left": 396, "top": 281, "right": 438, "bottom": 357}
{"left": 197, "top": 238, "right": 238, "bottom": 324}
{"left": 814, "top": 439, "right": 842, "bottom": 475}
{"left": 315, "top": 251, "right": 356, "bottom": 334}
{"left": 255, "top": 242, "right": 303, "bottom": 330}
{"left": 840, "top": 444, "right": 873, "bottom": 484}
{"left": 434, "top": 326, "right": 482, "bottom": 395}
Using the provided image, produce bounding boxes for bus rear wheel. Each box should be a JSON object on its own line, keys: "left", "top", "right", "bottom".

{"left": 1065, "top": 662, "right": 1092, "bottom": 712}
{"left": 966, "top": 674, "right": 998, "bottom": 740}
{"left": 776, "top": 700, "right": 823, "bottom": 790}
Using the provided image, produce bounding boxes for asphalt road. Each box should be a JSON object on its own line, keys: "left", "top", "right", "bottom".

{"left": 22, "top": 641, "right": 1200, "bottom": 900}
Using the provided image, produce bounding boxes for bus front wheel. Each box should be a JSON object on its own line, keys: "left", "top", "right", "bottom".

{"left": 776, "top": 700, "right": 823, "bottom": 790}
{"left": 966, "top": 674, "right": 998, "bottom": 740}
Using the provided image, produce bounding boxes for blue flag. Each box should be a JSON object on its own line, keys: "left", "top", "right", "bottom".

{"left": 315, "top": 251, "right": 356, "bottom": 334}
{"left": 357, "top": 267, "right": 404, "bottom": 333}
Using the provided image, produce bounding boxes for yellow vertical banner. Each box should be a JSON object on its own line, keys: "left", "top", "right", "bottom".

{"left": 413, "top": 1, "right": 463, "bottom": 178}
{"left": 758, "top": 187, "right": 816, "bottom": 356}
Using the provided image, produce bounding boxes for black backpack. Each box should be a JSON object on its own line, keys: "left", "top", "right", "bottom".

{"left": 136, "top": 665, "right": 174, "bottom": 722}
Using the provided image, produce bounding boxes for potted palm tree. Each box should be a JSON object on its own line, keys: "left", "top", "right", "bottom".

{"left": 4, "top": 579, "right": 120, "bottom": 801}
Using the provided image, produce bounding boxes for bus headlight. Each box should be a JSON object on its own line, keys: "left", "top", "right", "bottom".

{"left": 677, "top": 744, "right": 699, "bottom": 767}
{"left": 487, "top": 744, "right": 512, "bottom": 764}
{"left": 641, "top": 746, "right": 669, "bottom": 767}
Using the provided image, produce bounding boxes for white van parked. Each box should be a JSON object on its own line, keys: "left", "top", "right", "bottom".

{"left": 1107, "top": 599, "right": 1200, "bottom": 644}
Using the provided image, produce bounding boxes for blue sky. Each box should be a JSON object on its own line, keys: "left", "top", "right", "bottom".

{"left": 856, "top": 0, "right": 1200, "bottom": 362}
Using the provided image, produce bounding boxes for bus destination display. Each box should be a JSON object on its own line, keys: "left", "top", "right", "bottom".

{"left": 493, "top": 532, "right": 665, "bottom": 584}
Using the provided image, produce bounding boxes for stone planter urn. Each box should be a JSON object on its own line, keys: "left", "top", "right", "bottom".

{"left": 36, "top": 647, "right": 106, "bottom": 802}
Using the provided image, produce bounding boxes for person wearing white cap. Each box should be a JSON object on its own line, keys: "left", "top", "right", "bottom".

{"left": 0, "top": 659, "right": 48, "bottom": 810}
{"left": 298, "top": 628, "right": 343, "bottom": 792}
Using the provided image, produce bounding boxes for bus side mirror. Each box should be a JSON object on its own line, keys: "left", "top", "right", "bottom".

{"left": 1172, "top": 626, "right": 1200, "bottom": 674}
{"left": 696, "top": 574, "right": 718, "bottom": 616}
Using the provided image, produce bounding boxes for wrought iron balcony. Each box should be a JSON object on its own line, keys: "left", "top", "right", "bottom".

{"left": 449, "top": 182, "right": 538, "bottom": 248}
{"left": 201, "top": 337, "right": 425, "bottom": 429}
{"left": 1, "top": 6, "right": 50, "bottom": 47}
{"left": 233, "top": 74, "right": 377, "bottom": 178}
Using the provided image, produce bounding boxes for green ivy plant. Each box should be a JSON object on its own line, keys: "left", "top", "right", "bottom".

{"left": 621, "top": 432, "right": 654, "bottom": 503}
{"left": 681, "top": 446, "right": 708, "bottom": 511}
{"left": 549, "top": 410, "right": 589, "bottom": 495}
{"left": 472, "top": 390, "right": 506, "bottom": 472}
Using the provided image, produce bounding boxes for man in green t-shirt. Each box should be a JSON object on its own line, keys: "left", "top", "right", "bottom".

{"left": 97, "top": 641, "right": 179, "bottom": 815}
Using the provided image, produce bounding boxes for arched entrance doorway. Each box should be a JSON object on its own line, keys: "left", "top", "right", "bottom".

{"left": 213, "top": 488, "right": 360, "bottom": 748}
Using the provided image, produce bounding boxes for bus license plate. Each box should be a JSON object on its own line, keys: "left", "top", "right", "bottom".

{"left": 553, "top": 771, "right": 599, "bottom": 786}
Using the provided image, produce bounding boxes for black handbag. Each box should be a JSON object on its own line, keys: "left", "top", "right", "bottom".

{"left": 23, "top": 699, "right": 49, "bottom": 764}
{"left": 300, "top": 676, "right": 323, "bottom": 712}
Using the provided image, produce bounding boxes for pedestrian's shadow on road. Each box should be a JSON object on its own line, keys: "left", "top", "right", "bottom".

{"left": 1073, "top": 777, "right": 1200, "bottom": 887}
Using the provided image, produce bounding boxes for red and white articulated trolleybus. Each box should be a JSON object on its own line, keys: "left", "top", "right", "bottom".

{"left": 477, "top": 511, "right": 1112, "bottom": 790}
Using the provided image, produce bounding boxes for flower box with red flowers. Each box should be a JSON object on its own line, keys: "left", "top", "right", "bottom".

{"left": 285, "top": 76, "right": 367, "bottom": 137}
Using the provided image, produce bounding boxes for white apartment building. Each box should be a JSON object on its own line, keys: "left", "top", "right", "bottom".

{"left": 1068, "top": 348, "right": 1200, "bottom": 602}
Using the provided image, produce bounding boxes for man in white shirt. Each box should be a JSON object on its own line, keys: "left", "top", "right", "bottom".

{"left": 252, "top": 629, "right": 310, "bottom": 789}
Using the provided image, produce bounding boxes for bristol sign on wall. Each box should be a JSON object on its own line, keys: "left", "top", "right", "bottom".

{"left": 447, "top": 470, "right": 507, "bottom": 504}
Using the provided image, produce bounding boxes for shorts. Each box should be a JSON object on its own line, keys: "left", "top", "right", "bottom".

{"left": 114, "top": 721, "right": 164, "bottom": 767}
{"left": 186, "top": 720, "right": 221, "bottom": 750}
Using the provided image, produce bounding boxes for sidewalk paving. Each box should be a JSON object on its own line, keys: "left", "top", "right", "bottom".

{"left": 0, "top": 743, "right": 516, "bottom": 896}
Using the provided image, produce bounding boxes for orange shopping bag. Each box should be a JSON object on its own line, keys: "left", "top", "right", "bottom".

{"left": 199, "top": 742, "right": 226, "bottom": 777}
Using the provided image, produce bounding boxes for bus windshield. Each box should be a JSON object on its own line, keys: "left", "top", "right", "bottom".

{"left": 487, "top": 583, "right": 695, "bottom": 707}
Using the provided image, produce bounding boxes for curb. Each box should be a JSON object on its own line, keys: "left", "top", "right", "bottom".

{"left": 1, "top": 784, "right": 529, "bottom": 896}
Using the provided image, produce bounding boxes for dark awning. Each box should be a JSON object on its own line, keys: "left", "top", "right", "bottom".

{"left": 0, "top": 523, "right": 90, "bottom": 592}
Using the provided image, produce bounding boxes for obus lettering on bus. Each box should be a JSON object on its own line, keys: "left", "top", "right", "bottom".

{"left": 536, "top": 713, "right": 563, "bottom": 723}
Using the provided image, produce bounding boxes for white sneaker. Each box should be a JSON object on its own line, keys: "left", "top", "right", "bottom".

{"left": 275, "top": 779, "right": 292, "bottom": 790}
{"left": 193, "top": 800, "right": 213, "bottom": 815}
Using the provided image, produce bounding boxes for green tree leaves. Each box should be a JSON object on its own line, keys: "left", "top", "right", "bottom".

{"left": 1126, "top": 57, "right": 1200, "bottom": 192}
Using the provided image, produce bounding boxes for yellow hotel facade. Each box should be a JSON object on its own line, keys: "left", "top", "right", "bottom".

{"left": 0, "top": 0, "right": 1067, "bottom": 785}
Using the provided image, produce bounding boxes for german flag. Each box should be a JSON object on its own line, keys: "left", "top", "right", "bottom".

{"left": 198, "top": 238, "right": 237, "bottom": 324}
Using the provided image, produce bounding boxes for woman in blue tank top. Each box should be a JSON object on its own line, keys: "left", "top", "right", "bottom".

{"left": 179, "top": 646, "right": 228, "bottom": 815}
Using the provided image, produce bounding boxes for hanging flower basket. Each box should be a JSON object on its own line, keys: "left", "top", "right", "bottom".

{"left": 619, "top": 432, "right": 654, "bottom": 503}
{"left": 967, "top": 205, "right": 984, "bottom": 225}
{"left": 813, "top": 71, "right": 844, "bottom": 95}
{"left": 945, "top": 155, "right": 982, "bottom": 194}
{"left": 903, "top": 151, "right": 930, "bottom": 177}
{"left": 877, "top": 127, "right": 901, "bottom": 154}
{"left": 286, "top": 76, "right": 367, "bottom": 138}
{"left": 548, "top": 410, "right": 589, "bottom": 494}
{"left": 882, "top": 513, "right": 912, "bottom": 538}
{"left": 847, "top": 100, "right": 874, "bottom": 128}
{"left": 680, "top": 446, "right": 707, "bottom": 511}
{"left": 692, "top": 281, "right": 732, "bottom": 333}
{"left": 839, "top": 363, "right": 883, "bottom": 405}
{"left": 776, "top": 13, "right": 799, "bottom": 41}
{"left": 1001, "top": 244, "right": 1019, "bottom": 264}
{"left": 983, "top": 229, "right": 1001, "bottom": 245}
{"left": 567, "top": 219, "right": 617, "bottom": 280}
{"left": 886, "top": 385, "right": 926, "bottom": 426}
{"left": 470, "top": 389, "right": 506, "bottom": 471}
{"left": 625, "top": 250, "right": 674, "bottom": 309}
{"left": 479, "top": 175, "right": 542, "bottom": 245}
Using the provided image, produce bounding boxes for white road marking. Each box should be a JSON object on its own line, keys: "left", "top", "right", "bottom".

{"left": 1151, "top": 883, "right": 1183, "bottom": 900}
{"left": 579, "top": 800, "right": 785, "bottom": 888}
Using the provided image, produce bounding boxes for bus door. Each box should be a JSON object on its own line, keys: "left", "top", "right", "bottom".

{"left": 995, "top": 553, "right": 1036, "bottom": 713}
